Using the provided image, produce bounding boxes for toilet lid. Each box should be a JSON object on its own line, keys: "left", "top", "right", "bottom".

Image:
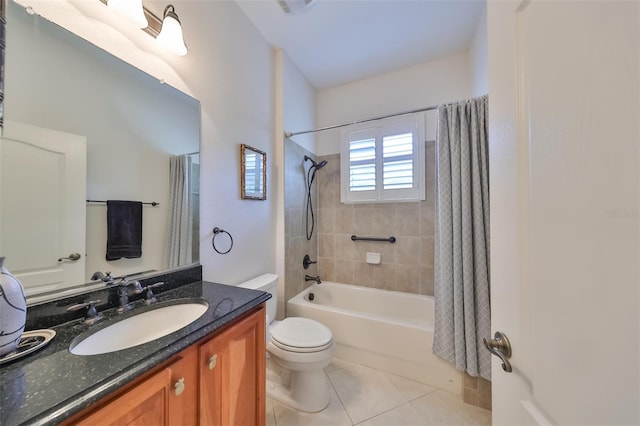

{"left": 270, "top": 317, "right": 333, "bottom": 349}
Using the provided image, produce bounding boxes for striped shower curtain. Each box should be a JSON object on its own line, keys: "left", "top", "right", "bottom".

{"left": 432, "top": 95, "right": 491, "bottom": 380}
{"left": 166, "top": 154, "right": 193, "bottom": 268}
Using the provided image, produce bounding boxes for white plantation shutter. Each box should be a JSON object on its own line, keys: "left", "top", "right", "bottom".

{"left": 341, "top": 115, "right": 425, "bottom": 203}
{"left": 349, "top": 130, "right": 376, "bottom": 191}
{"left": 383, "top": 132, "right": 413, "bottom": 190}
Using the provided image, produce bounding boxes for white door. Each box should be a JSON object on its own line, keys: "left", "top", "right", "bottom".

{"left": 0, "top": 121, "right": 87, "bottom": 296}
{"left": 488, "top": 1, "right": 639, "bottom": 424}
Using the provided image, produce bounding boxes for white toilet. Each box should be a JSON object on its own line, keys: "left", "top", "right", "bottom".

{"left": 239, "top": 274, "right": 334, "bottom": 412}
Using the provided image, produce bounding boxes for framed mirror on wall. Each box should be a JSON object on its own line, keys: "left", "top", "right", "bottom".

{"left": 240, "top": 144, "right": 266, "bottom": 200}
{"left": 0, "top": 0, "right": 5, "bottom": 130}
{"left": 2, "top": 0, "right": 201, "bottom": 302}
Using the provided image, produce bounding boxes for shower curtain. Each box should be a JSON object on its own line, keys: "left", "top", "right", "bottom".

{"left": 166, "top": 154, "right": 193, "bottom": 268}
{"left": 432, "top": 95, "right": 491, "bottom": 380}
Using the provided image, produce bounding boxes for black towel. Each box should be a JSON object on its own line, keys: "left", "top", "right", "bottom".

{"left": 106, "top": 200, "right": 143, "bottom": 261}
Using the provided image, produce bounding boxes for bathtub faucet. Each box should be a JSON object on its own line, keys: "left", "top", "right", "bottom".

{"left": 305, "top": 275, "right": 322, "bottom": 284}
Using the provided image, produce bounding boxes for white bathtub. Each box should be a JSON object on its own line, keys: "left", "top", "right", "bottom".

{"left": 287, "top": 282, "right": 461, "bottom": 394}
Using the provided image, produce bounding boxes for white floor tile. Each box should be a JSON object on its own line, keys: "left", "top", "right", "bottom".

{"left": 411, "top": 390, "right": 492, "bottom": 426}
{"left": 385, "top": 372, "right": 438, "bottom": 401}
{"left": 266, "top": 397, "right": 277, "bottom": 426}
{"left": 355, "top": 402, "right": 428, "bottom": 426}
{"left": 328, "top": 362, "right": 408, "bottom": 424}
{"left": 266, "top": 358, "right": 491, "bottom": 426}
{"left": 272, "top": 384, "right": 352, "bottom": 426}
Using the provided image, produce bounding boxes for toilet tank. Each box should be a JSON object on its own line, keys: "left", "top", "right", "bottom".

{"left": 238, "top": 273, "right": 278, "bottom": 323}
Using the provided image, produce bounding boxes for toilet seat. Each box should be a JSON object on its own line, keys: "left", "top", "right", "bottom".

{"left": 270, "top": 317, "right": 333, "bottom": 353}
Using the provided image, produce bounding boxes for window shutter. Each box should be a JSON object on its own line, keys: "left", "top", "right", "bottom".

{"left": 382, "top": 132, "right": 413, "bottom": 190}
{"left": 340, "top": 115, "right": 425, "bottom": 203}
{"left": 348, "top": 135, "right": 376, "bottom": 192}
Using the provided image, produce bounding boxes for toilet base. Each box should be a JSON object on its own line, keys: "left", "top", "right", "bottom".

{"left": 266, "top": 359, "right": 331, "bottom": 413}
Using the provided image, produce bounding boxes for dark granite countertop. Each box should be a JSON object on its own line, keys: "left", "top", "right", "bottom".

{"left": 0, "top": 279, "right": 270, "bottom": 426}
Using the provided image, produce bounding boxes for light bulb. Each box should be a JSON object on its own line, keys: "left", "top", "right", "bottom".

{"left": 156, "top": 5, "right": 187, "bottom": 56}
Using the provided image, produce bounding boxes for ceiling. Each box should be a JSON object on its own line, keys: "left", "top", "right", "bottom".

{"left": 234, "top": 0, "right": 485, "bottom": 90}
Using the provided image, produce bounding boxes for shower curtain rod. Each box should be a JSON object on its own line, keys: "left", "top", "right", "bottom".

{"left": 284, "top": 104, "right": 439, "bottom": 138}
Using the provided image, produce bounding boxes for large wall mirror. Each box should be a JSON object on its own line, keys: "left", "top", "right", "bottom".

{"left": 0, "top": 1, "right": 201, "bottom": 303}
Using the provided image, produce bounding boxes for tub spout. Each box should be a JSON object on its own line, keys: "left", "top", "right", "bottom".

{"left": 305, "top": 275, "right": 321, "bottom": 284}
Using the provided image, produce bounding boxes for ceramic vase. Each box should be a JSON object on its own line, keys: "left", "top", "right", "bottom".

{"left": 0, "top": 257, "right": 27, "bottom": 356}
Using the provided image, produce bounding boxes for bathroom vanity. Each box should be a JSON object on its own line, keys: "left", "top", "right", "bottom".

{"left": 0, "top": 271, "right": 269, "bottom": 426}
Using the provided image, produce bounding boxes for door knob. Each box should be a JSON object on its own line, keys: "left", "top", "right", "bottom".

{"left": 483, "top": 331, "right": 512, "bottom": 373}
{"left": 58, "top": 253, "right": 81, "bottom": 262}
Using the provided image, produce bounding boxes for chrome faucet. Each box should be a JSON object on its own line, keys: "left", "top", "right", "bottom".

{"left": 140, "top": 281, "right": 165, "bottom": 305}
{"left": 67, "top": 300, "right": 103, "bottom": 325}
{"left": 116, "top": 277, "right": 143, "bottom": 313}
{"left": 305, "top": 275, "right": 321, "bottom": 284}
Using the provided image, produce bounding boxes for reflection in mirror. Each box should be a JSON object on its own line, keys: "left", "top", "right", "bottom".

{"left": 240, "top": 144, "right": 267, "bottom": 201}
{"left": 1, "top": 2, "right": 201, "bottom": 302}
{"left": 0, "top": 0, "right": 5, "bottom": 130}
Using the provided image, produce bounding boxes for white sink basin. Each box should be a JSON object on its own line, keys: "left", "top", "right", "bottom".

{"left": 70, "top": 302, "right": 209, "bottom": 356}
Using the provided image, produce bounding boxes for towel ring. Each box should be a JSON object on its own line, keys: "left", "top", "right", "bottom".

{"left": 212, "top": 227, "right": 233, "bottom": 255}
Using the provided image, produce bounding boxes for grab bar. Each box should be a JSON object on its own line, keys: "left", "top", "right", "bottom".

{"left": 351, "top": 235, "right": 396, "bottom": 243}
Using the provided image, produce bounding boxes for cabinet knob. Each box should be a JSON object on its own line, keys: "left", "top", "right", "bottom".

{"left": 174, "top": 377, "right": 185, "bottom": 396}
{"left": 208, "top": 354, "right": 218, "bottom": 370}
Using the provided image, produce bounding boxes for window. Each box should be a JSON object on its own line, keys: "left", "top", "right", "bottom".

{"left": 340, "top": 115, "right": 425, "bottom": 203}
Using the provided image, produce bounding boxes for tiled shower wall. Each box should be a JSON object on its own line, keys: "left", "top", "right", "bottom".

{"left": 284, "top": 139, "right": 318, "bottom": 307}
{"left": 315, "top": 141, "right": 436, "bottom": 296}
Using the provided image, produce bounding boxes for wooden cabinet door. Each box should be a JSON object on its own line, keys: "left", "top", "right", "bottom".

{"left": 74, "top": 357, "right": 188, "bottom": 426}
{"left": 199, "top": 306, "right": 266, "bottom": 426}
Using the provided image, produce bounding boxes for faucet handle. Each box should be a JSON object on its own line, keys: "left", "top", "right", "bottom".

{"left": 131, "top": 280, "right": 143, "bottom": 293}
{"left": 66, "top": 299, "right": 101, "bottom": 311}
{"left": 67, "top": 300, "right": 103, "bottom": 324}
{"left": 142, "top": 282, "right": 164, "bottom": 305}
{"left": 303, "top": 255, "right": 317, "bottom": 269}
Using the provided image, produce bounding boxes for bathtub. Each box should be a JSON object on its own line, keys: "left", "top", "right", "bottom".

{"left": 287, "top": 282, "right": 461, "bottom": 394}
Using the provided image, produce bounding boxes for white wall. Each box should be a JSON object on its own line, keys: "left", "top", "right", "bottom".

{"left": 316, "top": 52, "right": 471, "bottom": 155}
{"left": 469, "top": 4, "right": 488, "bottom": 97}
{"left": 5, "top": 2, "right": 199, "bottom": 282}
{"left": 283, "top": 53, "right": 317, "bottom": 154}
{"left": 277, "top": 51, "right": 316, "bottom": 317}
{"left": 6, "top": 0, "right": 279, "bottom": 286}
{"left": 172, "top": 1, "right": 276, "bottom": 285}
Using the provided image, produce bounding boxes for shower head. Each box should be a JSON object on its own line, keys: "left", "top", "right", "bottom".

{"left": 304, "top": 155, "right": 328, "bottom": 170}
{"left": 315, "top": 160, "right": 328, "bottom": 170}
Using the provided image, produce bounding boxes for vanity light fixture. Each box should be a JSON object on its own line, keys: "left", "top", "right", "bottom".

{"left": 98, "top": 0, "right": 187, "bottom": 56}
{"left": 156, "top": 5, "right": 187, "bottom": 56}
{"left": 108, "top": 0, "right": 148, "bottom": 29}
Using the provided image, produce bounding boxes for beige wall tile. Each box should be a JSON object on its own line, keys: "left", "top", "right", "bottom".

{"left": 334, "top": 260, "right": 354, "bottom": 284}
{"left": 335, "top": 209, "right": 354, "bottom": 234}
{"left": 318, "top": 257, "right": 335, "bottom": 282}
{"left": 421, "top": 266, "right": 435, "bottom": 296}
{"left": 318, "top": 208, "right": 335, "bottom": 234}
{"left": 319, "top": 233, "right": 335, "bottom": 257}
{"left": 353, "top": 208, "right": 376, "bottom": 235}
{"left": 419, "top": 204, "right": 435, "bottom": 237}
{"left": 396, "top": 205, "right": 420, "bottom": 236}
{"left": 286, "top": 149, "right": 436, "bottom": 297}
{"left": 396, "top": 265, "right": 421, "bottom": 293}
{"left": 334, "top": 234, "right": 355, "bottom": 261}
{"left": 396, "top": 236, "right": 421, "bottom": 265}
{"left": 354, "top": 262, "right": 377, "bottom": 287}
{"left": 421, "top": 237, "right": 435, "bottom": 267}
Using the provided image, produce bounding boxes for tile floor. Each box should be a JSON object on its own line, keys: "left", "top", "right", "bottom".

{"left": 266, "top": 359, "right": 492, "bottom": 426}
